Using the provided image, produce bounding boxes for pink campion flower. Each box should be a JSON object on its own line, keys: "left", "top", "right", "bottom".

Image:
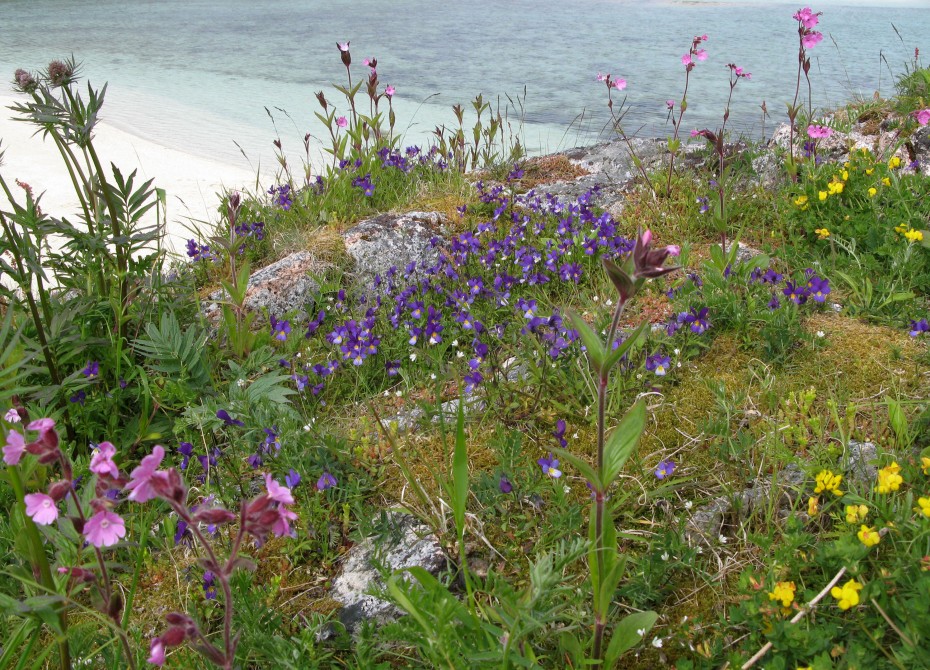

{"left": 27, "top": 418, "right": 55, "bottom": 432}
{"left": 272, "top": 505, "right": 298, "bottom": 538}
{"left": 84, "top": 509, "right": 126, "bottom": 548}
{"left": 916, "top": 109, "right": 930, "bottom": 126}
{"left": 4, "top": 408, "right": 21, "bottom": 423}
{"left": 89, "top": 441, "right": 119, "bottom": 479}
{"left": 690, "top": 129, "right": 701, "bottom": 137}
{"left": 666, "top": 99, "right": 675, "bottom": 110}
{"left": 264, "top": 473, "right": 295, "bottom": 505}
{"left": 596, "top": 72, "right": 608, "bottom": 82}
{"left": 694, "top": 48, "right": 708, "bottom": 62}
{"left": 125, "top": 445, "right": 166, "bottom": 503}
{"left": 337, "top": 42, "right": 350, "bottom": 52}
{"left": 147, "top": 638, "right": 166, "bottom": 666}
{"left": 681, "top": 54, "right": 693, "bottom": 67}
{"left": 336, "top": 116, "right": 348, "bottom": 128}
{"left": 807, "top": 124, "right": 833, "bottom": 139}
{"left": 794, "top": 7, "right": 820, "bottom": 29}
{"left": 24, "top": 493, "right": 59, "bottom": 525}
{"left": 27, "top": 418, "right": 58, "bottom": 450}
{"left": 612, "top": 78, "right": 627, "bottom": 91}
{"left": 3, "top": 429, "right": 26, "bottom": 465}
{"left": 666, "top": 245, "right": 682, "bottom": 257}
{"left": 385, "top": 85, "right": 395, "bottom": 97}
{"left": 802, "top": 31, "right": 823, "bottom": 49}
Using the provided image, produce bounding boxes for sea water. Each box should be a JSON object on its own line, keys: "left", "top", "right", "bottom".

{"left": 1, "top": 0, "right": 929, "bottom": 174}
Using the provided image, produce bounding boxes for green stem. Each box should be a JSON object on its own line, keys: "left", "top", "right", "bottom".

{"left": 7, "top": 467, "right": 71, "bottom": 670}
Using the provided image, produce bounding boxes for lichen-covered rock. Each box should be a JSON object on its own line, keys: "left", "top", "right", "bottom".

{"left": 685, "top": 497, "right": 731, "bottom": 544}
{"left": 723, "top": 241, "right": 765, "bottom": 264}
{"left": 343, "top": 211, "right": 446, "bottom": 284}
{"left": 842, "top": 440, "right": 880, "bottom": 487}
{"left": 329, "top": 513, "right": 446, "bottom": 633}
{"left": 202, "top": 251, "right": 325, "bottom": 321}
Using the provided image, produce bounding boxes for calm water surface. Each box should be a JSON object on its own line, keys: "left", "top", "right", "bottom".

{"left": 2, "top": 0, "right": 929, "bottom": 169}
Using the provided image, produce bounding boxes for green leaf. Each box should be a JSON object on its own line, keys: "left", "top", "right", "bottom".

{"left": 566, "top": 309, "right": 605, "bottom": 374}
{"left": 604, "top": 611, "right": 658, "bottom": 667}
{"left": 603, "top": 321, "right": 648, "bottom": 373}
{"left": 452, "top": 399, "right": 469, "bottom": 546}
{"left": 603, "top": 401, "right": 646, "bottom": 485}
{"left": 602, "top": 257, "right": 634, "bottom": 302}
{"left": 551, "top": 447, "right": 602, "bottom": 492}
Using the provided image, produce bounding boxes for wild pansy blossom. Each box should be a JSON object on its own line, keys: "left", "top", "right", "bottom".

{"left": 909, "top": 318, "right": 929, "bottom": 337}
{"left": 316, "top": 471, "right": 337, "bottom": 491}
{"left": 285, "top": 469, "right": 301, "bottom": 488}
{"left": 216, "top": 409, "right": 244, "bottom": 427}
{"left": 646, "top": 353, "right": 671, "bottom": 376}
{"left": 82, "top": 361, "right": 100, "bottom": 378}
{"left": 553, "top": 419, "right": 568, "bottom": 448}
{"left": 499, "top": 475, "right": 513, "bottom": 494}
{"left": 268, "top": 184, "right": 292, "bottom": 210}
{"left": 537, "top": 453, "right": 562, "bottom": 479}
{"left": 270, "top": 315, "right": 291, "bottom": 341}
{"left": 679, "top": 307, "right": 710, "bottom": 334}
{"left": 654, "top": 460, "right": 676, "bottom": 479}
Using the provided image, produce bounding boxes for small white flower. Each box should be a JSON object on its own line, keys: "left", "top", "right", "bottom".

{"left": 695, "top": 546, "right": 703, "bottom": 554}
{"left": 816, "top": 330, "right": 825, "bottom": 338}
{"left": 718, "top": 534, "right": 728, "bottom": 544}
{"left": 395, "top": 390, "right": 403, "bottom": 397}
{"left": 456, "top": 351, "right": 465, "bottom": 358}
{"left": 593, "top": 295, "right": 599, "bottom": 302}
{"left": 430, "top": 373, "right": 437, "bottom": 380}
{"left": 236, "top": 378, "right": 246, "bottom": 388}
{"left": 673, "top": 348, "right": 680, "bottom": 355}
{"left": 563, "top": 485, "right": 571, "bottom": 494}
{"left": 605, "top": 299, "right": 613, "bottom": 307}
{"left": 684, "top": 501, "right": 693, "bottom": 510}
{"left": 451, "top": 339, "right": 459, "bottom": 347}
{"left": 572, "top": 432, "right": 579, "bottom": 439}
{"left": 383, "top": 391, "right": 389, "bottom": 397}
{"left": 409, "top": 353, "right": 417, "bottom": 361}
{"left": 637, "top": 628, "right": 646, "bottom": 637}
{"left": 661, "top": 551, "right": 670, "bottom": 561}
{"left": 295, "top": 352, "right": 302, "bottom": 358}
{"left": 302, "top": 423, "right": 313, "bottom": 432}
{"left": 652, "top": 637, "right": 663, "bottom": 649}
{"left": 636, "top": 373, "right": 643, "bottom": 380}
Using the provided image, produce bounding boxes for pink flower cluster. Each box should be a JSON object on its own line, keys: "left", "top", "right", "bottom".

{"left": 596, "top": 72, "right": 627, "bottom": 91}
{"left": 728, "top": 63, "right": 751, "bottom": 79}
{"left": 915, "top": 109, "right": 930, "bottom": 126}
{"left": 807, "top": 124, "right": 833, "bottom": 139}
{"left": 682, "top": 34, "right": 709, "bottom": 70}
{"left": 794, "top": 7, "right": 823, "bottom": 49}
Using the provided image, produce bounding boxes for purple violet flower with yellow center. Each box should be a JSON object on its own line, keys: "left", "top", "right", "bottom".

{"left": 317, "top": 471, "right": 337, "bottom": 491}
{"left": 270, "top": 315, "right": 291, "bottom": 341}
{"left": 654, "top": 460, "right": 676, "bottom": 479}
{"left": 82, "top": 361, "right": 99, "bottom": 378}
{"left": 646, "top": 353, "right": 671, "bottom": 376}
{"left": 910, "top": 318, "right": 929, "bottom": 337}
{"left": 537, "top": 453, "right": 562, "bottom": 479}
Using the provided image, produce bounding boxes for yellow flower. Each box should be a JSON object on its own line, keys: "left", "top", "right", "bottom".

{"left": 814, "top": 470, "right": 843, "bottom": 496}
{"left": 808, "top": 496, "right": 820, "bottom": 516}
{"left": 875, "top": 461, "right": 903, "bottom": 494}
{"left": 882, "top": 177, "right": 891, "bottom": 186}
{"left": 818, "top": 190, "right": 828, "bottom": 201}
{"left": 830, "top": 579, "right": 863, "bottom": 610}
{"left": 798, "top": 667, "right": 813, "bottom": 670}
{"left": 841, "top": 170, "right": 849, "bottom": 181}
{"left": 889, "top": 156, "right": 902, "bottom": 169}
{"left": 868, "top": 187, "right": 877, "bottom": 197}
{"left": 866, "top": 167, "right": 874, "bottom": 175}
{"left": 896, "top": 223, "right": 910, "bottom": 234}
{"left": 917, "top": 497, "right": 930, "bottom": 518}
{"left": 921, "top": 456, "right": 930, "bottom": 475}
{"left": 794, "top": 195, "right": 809, "bottom": 210}
{"left": 828, "top": 181, "right": 844, "bottom": 195}
{"left": 768, "top": 581, "right": 796, "bottom": 609}
{"left": 858, "top": 525, "right": 881, "bottom": 547}
{"left": 905, "top": 229, "right": 924, "bottom": 243}
{"left": 814, "top": 228, "right": 830, "bottom": 239}
{"left": 845, "top": 504, "right": 868, "bottom": 523}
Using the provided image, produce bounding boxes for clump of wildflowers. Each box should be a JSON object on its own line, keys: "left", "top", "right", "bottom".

{"left": 813, "top": 469, "right": 842, "bottom": 496}
{"left": 875, "top": 461, "right": 903, "bottom": 493}
{"left": 830, "top": 578, "right": 863, "bottom": 610}
{"left": 768, "top": 581, "right": 796, "bottom": 611}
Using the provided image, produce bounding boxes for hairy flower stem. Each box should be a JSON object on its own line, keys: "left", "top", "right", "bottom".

{"left": 591, "top": 297, "right": 628, "bottom": 662}
{"left": 7, "top": 467, "right": 71, "bottom": 670}
{"left": 666, "top": 71, "right": 692, "bottom": 197}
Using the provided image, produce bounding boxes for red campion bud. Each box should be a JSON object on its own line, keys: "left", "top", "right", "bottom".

{"left": 47, "top": 480, "right": 72, "bottom": 502}
{"left": 193, "top": 508, "right": 237, "bottom": 525}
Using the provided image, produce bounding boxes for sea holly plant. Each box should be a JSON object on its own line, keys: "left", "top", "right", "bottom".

{"left": 555, "top": 230, "right": 679, "bottom": 666}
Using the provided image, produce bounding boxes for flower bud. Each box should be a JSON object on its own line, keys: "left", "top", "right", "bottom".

{"left": 337, "top": 42, "right": 351, "bottom": 67}
{"left": 46, "top": 59, "right": 74, "bottom": 87}
{"left": 315, "top": 91, "right": 328, "bottom": 110}
{"left": 13, "top": 69, "right": 38, "bottom": 93}
{"left": 47, "top": 480, "right": 72, "bottom": 502}
{"left": 160, "top": 625, "right": 187, "bottom": 646}
{"left": 193, "top": 508, "right": 237, "bottom": 525}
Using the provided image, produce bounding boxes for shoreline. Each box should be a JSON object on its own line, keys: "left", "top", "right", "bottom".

{"left": 0, "top": 90, "right": 258, "bottom": 254}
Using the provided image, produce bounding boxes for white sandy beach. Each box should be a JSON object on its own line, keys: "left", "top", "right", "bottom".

{"left": 0, "top": 91, "right": 258, "bottom": 255}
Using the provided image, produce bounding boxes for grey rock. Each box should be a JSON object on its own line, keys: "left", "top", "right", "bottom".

{"left": 685, "top": 497, "right": 731, "bottom": 544}
{"left": 843, "top": 440, "right": 880, "bottom": 486}
{"left": 723, "top": 241, "right": 764, "bottom": 265}
{"left": 750, "top": 152, "right": 783, "bottom": 188}
{"left": 343, "top": 211, "right": 446, "bottom": 284}
{"left": 203, "top": 251, "right": 325, "bottom": 321}
{"left": 383, "top": 395, "right": 486, "bottom": 436}
{"left": 329, "top": 513, "right": 447, "bottom": 633}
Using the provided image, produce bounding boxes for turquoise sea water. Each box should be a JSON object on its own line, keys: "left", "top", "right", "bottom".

{"left": 2, "top": 0, "right": 929, "bottom": 170}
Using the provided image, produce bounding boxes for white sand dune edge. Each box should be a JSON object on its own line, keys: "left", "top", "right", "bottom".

{"left": 0, "top": 91, "right": 259, "bottom": 256}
